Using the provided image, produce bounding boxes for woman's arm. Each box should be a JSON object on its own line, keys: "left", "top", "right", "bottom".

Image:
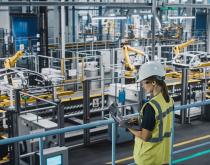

{"left": 128, "top": 103, "right": 155, "bottom": 141}
{"left": 128, "top": 128, "right": 152, "bottom": 141}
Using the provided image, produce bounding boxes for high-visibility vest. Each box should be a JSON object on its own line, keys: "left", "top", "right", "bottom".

{"left": 133, "top": 92, "right": 174, "bottom": 165}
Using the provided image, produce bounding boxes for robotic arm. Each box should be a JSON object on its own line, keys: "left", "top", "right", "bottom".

{"left": 174, "top": 25, "right": 183, "bottom": 40}
{"left": 172, "top": 39, "right": 195, "bottom": 56}
{"left": 122, "top": 45, "right": 146, "bottom": 77}
{"left": 3, "top": 50, "right": 25, "bottom": 85}
{"left": 4, "top": 50, "right": 25, "bottom": 69}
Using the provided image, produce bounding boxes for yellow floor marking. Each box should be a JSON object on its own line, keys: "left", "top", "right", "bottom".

{"left": 106, "top": 157, "right": 133, "bottom": 164}
{"left": 106, "top": 134, "right": 210, "bottom": 164}
{"left": 173, "top": 135, "right": 210, "bottom": 147}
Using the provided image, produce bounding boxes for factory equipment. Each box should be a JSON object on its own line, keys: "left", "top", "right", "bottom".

{"left": 106, "top": 83, "right": 140, "bottom": 143}
{"left": 35, "top": 146, "right": 68, "bottom": 165}
{"left": 41, "top": 68, "right": 64, "bottom": 85}
{"left": 3, "top": 50, "right": 25, "bottom": 86}
{"left": 173, "top": 52, "right": 201, "bottom": 68}
{"left": 122, "top": 45, "right": 148, "bottom": 77}
{"left": 84, "top": 61, "right": 100, "bottom": 89}
{"left": 103, "top": 19, "right": 115, "bottom": 40}
{"left": 106, "top": 75, "right": 204, "bottom": 142}
{"left": 18, "top": 113, "right": 58, "bottom": 165}
{"left": 172, "top": 39, "right": 195, "bottom": 56}
{"left": 18, "top": 113, "right": 58, "bottom": 153}
{"left": 0, "top": 51, "right": 54, "bottom": 97}
{"left": 131, "top": 15, "right": 141, "bottom": 39}
{"left": 0, "top": 135, "right": 9, "bottom": 163}
{"left": 0, "top": 68, "right": 51, "bottom": 97}
{"left": 156, "top": 23, "right": 183, "bottom": 40}
{"left": 4, "top": 50, "right": 25, "bottom": 69}
{"left": 172, "top": 51, "right": 209, "bottom": 68}
{"left": 62, "top": 91, "right": 108, "bottom": 118}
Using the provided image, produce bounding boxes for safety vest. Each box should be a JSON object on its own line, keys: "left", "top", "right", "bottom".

{"left": 133, "top": 92, "right": 174, "bottom": 165}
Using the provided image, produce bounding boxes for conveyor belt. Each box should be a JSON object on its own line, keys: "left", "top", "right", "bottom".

{"left": 60, "top": 89, "right": 105, "bottom": 102}
{"left": 166, "top": 78, "right": 201, "bottom": 86}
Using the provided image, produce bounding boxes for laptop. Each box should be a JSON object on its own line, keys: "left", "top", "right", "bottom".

{"left": 108, "top": 103, "right": 142, "bottom": 131}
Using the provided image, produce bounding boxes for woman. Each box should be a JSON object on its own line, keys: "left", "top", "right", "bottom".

{"left": 128, "top": 61, "right": 174, "bottom": 165}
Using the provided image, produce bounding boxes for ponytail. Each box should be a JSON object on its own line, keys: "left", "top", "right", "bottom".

{"left": 160, "top": 80, "right": 170, "bottom": 103}
{"left": 146, "top": 76, "right": 170, "bottom": 103}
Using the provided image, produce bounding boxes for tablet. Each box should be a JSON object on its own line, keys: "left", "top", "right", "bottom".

{"left": 108, "top": 103, "right": 142, "bottom": 131}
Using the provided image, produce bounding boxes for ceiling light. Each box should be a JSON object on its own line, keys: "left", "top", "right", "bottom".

{"left": 168, "top": 16, "right": 196, "bottom": 19}
{"left": 92, "top": 16, "right": 127, "bottom": 20}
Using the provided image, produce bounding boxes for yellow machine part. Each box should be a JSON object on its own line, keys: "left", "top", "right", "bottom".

{"left": 165, "top": 71, "right": 181, "bottom": 78}
{"left": 0, "top": 90, "right": 76, "bottom": 107}
{"left": 172, "top": 39, "right": 195, "bottom": 56}
{"left": 0, "top": 95, "right": 8, "bottom": 102}
{"left": 4, "top": 50, "right": 25, "bottom": 69}
{"left": 197, "top": 62, "right": 210, "bottom": 67}
{"left": 122, "top": 45, "right": 145, "bottom": 77}
{"left": 0, "top": 94, "right": 52, "bottom": 107}
{"left": 57, "top": 90, "right": 74, "bottom": 97}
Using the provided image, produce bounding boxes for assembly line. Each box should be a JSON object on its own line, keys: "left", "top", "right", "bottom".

{"left": 1, "top": 0, "right": 210, "bottom": 165}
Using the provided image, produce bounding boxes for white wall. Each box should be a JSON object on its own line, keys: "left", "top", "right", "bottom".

{"left": 0, "top": 7, "right": 10, "bottom": 32}
{"left": 48, "top": 6, "right": 60, "bottom": 44}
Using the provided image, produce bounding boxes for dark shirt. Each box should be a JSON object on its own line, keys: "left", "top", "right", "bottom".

{"left": 141, "top": 103, "right": 156, "bottom": 131}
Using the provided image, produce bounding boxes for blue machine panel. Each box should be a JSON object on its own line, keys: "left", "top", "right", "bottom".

{"left": 11, "top": 15, "right": 38, "bottom": 51}
{"left": 195, "top": 13, "right": 206, "bottom": 37}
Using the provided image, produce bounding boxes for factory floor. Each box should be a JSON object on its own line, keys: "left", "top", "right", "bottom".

{"left": 69, "top": 119, "right": 210, "bottom": 165}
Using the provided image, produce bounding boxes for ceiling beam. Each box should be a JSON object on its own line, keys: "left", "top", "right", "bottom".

{"left": 163, "top": 3, "right": 210, "bottom": 9}
{"left": 0, "top": 1, "right": 152, "bottom": 8}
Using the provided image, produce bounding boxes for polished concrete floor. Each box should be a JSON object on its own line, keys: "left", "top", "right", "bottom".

{"left": 69, "top": 120, "right": 210, "bottom": 165}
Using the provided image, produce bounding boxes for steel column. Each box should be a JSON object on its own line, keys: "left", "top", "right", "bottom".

{"left": 181, "top": 68, "right": 188, "bottom": 124}
{"left": 98, "top": 1, "right": 103, "bottom": 41}
{"left": 151, "top": 0, "right": 156, "bottom": 60}
{"left": 83, "top": 79, "right": 90, "bottom": 145}
{"left": 56, "top": 99, "right": 65, "bottom": 146}
{"left": 61, "top": 0, "right": 66, "bottom": 59}
{"left": 207, "top": 9, "right": 210, "bottom": 53}
{"left": 72, "top": 0, "right": 76, "bottom": 42}
{"left": 11, "top": 89, "right": 21, "bottom": 165}
{"left": 38, "top": 2, "right": 49, "bottom": 70}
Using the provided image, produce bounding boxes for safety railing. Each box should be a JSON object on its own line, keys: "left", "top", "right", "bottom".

{"left": 0, "top": 117, "right": 117, "bottom": 165}
{"left": 125, "top": 99, "right": 210, "bottom": 165}
{"left": 171, "top": 99, "right": 210, "bottom": 164}
{"left": 1, "top": 99, "right": 210, "bottom": 164}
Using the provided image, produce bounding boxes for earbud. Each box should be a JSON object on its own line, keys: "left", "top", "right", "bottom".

{"left": 152, "top": 81, "right": 156, "bottom": 86}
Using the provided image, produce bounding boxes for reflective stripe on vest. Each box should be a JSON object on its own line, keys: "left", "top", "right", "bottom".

{"left": 147, "top": 99, "right": 173, "bottom": 143}
{"left": 157, "top": 106, "right": 174, "bottom": 120}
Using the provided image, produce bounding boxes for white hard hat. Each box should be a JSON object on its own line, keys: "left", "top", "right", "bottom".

{"left": 137, "top": 61, "right": 165, "bottom": 82}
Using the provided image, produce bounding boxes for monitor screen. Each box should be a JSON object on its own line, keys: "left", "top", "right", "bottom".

{"left": 46, "top": 155, "right": 62, "bottom": 165}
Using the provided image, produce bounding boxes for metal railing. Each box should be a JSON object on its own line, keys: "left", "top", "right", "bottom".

{"left": 1, "top": 99, "right": 210, "bottom": 164}
{"left": 0, "top": 118, "right": 117, "bottom": 165}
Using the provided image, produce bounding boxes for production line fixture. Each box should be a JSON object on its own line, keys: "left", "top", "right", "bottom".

{"left": 106, "top": 77, "right": 203, "bottom": 112}
{"left": 122, "top": 45, "right": 148, "bottom": 77}
{"left": 172, "top": 51, "right": 210, "bottom": 68}
{"left": 105, "top": 78, "right": 204, "bottom": 143}
{"left": 0, "top": 85, "right": 109, "bottom": 162}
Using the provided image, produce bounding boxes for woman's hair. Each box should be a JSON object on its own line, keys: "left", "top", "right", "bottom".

{"left": 146, "top": 76, "right": 170, "bottom": 103}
